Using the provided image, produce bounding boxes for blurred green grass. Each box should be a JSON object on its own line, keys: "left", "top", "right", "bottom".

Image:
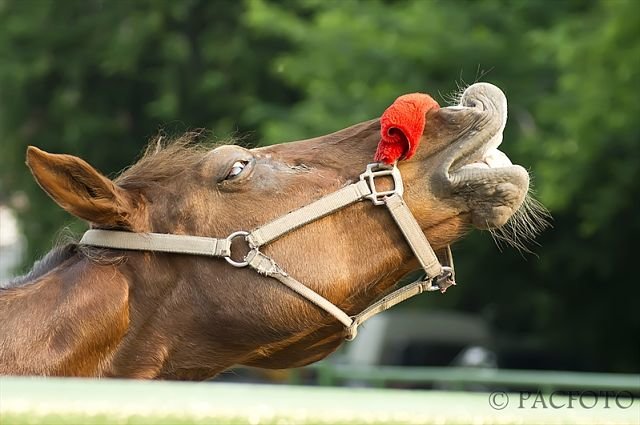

{"left": 1, "top": 377, "right": 638, "bottom": 425}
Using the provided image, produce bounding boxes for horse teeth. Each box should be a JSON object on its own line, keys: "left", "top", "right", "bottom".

{"left": 483, "top": 149, "right": 512, "bottom": 168}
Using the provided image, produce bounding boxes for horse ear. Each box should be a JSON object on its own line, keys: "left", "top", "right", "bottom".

{"left": 26, "top": 146, "right": 137, "bottom": 228}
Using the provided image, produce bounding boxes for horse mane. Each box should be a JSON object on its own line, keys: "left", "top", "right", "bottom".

{"left": 2, "top": 243, "right": 78, "bottom": 289}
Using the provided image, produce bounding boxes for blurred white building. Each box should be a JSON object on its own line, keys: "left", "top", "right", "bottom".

{"left": 0, "top": 206, "right": 24, "bottom": 281}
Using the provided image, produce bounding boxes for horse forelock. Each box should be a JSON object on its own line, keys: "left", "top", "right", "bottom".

{"left": 115, "top": 132, "right": 230, "bottom": 191}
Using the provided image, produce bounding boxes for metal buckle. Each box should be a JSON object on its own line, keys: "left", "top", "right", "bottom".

{"left": 425, "top": 266, "right": 456, "bottom": 293}
{"left": 225, "top": 231, "right": 250, "bottom": 267}
{"left": 359, "top": 163, "right": 404, "bottom": 206}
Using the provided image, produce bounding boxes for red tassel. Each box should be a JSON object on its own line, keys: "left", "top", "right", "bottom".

{"left": 374, "top": 93, "right": 440, "bottom": 164}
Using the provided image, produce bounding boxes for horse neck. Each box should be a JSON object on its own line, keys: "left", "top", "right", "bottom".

{"left": 0, "top": 248, "right": 214, "bottom": 378}
{"left": 0, "top": 248, "right": 134, "bottom": 377}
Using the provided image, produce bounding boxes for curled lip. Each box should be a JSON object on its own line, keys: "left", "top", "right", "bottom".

{"left": 437, "top": 83, "right": 529, "bottom": 187}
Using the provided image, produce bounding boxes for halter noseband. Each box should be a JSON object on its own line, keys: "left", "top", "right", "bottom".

{"left": 80, "top": 163, "right": 456, "bottom": 340}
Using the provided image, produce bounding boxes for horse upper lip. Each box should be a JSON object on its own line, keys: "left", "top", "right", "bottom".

{"left": 443, "top": 83, "right": 514, "bottom": 176}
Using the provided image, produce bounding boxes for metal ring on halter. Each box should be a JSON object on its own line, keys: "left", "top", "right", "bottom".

{"left": 225, "top": 231, "right": 251, "bottom": 267}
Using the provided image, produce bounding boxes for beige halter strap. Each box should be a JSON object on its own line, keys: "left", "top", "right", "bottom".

{"left": 79, "top": 163, "right": 455, "bottom": 340}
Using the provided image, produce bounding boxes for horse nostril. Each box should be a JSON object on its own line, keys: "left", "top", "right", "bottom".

{"left": 462, "top": 98, "right": 483, "bottom": 110}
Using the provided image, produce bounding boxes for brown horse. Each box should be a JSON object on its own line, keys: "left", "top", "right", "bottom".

{"left": 0, "top": 83, "right": 545, "bottom": 379}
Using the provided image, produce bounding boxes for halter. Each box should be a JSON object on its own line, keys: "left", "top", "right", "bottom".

{"left": 80, "top": 163, "right": 456, "bottom": 340}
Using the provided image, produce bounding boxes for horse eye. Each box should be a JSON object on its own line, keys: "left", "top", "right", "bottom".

{"left": 226, "top": 160, "right": 248, "bottom": 180}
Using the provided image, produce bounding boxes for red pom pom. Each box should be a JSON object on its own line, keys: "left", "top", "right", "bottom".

{"left": 374, "top": 93, "right": 440, "bottom": 164}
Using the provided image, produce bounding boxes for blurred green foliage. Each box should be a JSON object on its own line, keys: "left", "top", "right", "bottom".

{"left": 0, "top": 0, "right": 638, "bottom": 372}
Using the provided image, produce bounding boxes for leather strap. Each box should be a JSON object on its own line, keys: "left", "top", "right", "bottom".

{"left": 347, "top": 279, "right": 433, "bottom": 340}
{"left": 248, "top": 180, "right": 372, "bottom": 247}
{"left": 384, "top": 194, "right": 442, "bottom": 279}
{"left": 80, "top": 230, "right": 231, "bottom": 257}
{"left": 246, "top": 250, "right": 354, "bottom": 328}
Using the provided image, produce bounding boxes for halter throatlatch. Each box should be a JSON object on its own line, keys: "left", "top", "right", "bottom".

{"left": 79, "top": 162, "right": 456, "bottom": 340}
